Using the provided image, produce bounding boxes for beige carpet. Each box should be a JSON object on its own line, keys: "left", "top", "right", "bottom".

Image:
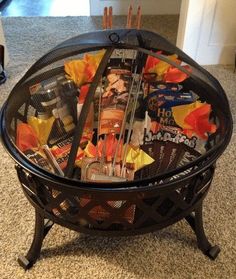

{"left": 0, "top": 17, "right": 235, "bottom": 279}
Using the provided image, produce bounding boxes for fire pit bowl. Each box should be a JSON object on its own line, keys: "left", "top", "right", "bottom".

{"left": 0, "top": 29, "right": 233, "bottom": 270}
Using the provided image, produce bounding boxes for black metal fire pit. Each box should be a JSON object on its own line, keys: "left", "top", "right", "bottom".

{"left": 0, "top": 29, "right": 233, "bottom": 270}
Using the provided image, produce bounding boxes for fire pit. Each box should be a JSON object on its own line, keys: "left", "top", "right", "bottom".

{"left": 0, "top": 27, "right": 233, "bottom": 270}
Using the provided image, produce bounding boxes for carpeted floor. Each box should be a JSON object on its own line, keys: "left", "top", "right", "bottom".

{"left": 0, "top": 16, "right": 235, "bottom": 279}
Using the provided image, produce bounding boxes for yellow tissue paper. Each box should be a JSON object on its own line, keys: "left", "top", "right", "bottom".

{"left": 28, "top": 116, "right": 55, "bottom": 145}
{"left": 151, "top": 54, "right": 178, "bottom": 77}
{"left": 172, "top": 101, "right": 205, "bottom": 129}
{"left": 125, "top": 145, "right": 155, "bottom": 171}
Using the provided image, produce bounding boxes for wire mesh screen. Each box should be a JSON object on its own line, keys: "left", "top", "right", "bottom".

{"left": 6, "top": 44, "right": 223, "bottom": 184}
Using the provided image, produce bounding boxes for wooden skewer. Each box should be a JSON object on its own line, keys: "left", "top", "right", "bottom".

{"left": 103, "top": 7, "right": 108, "bottom": 29}
{"left": 136, "top": 5, "right": 141, "bottom": 29}
{"left": 127, "top": 4, "right": 132, "bottom": 28}
{"left": 108, "top": 6, "right": 113, "bottom": 29}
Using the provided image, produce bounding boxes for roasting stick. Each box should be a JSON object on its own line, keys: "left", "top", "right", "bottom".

{"left": 135, "top": 5, "right": 141, "bottom": 29}
{"left": 127, "top": 4, "right": 133, "bottom": 28}
{"left": 140, "top": 111, "right": 149, "bottom": 178}
{"left": 122, "top": 4, "right": 133, "bottom": 63}
{"left": 120, "top": 69, "right": 144, "bottom": 177}
{"left": 99, "top": 6, "right": 113, "bottom": 174}
{"left": 103, "top": 7, "right": 108, "bottom": 29}
{"left": 110, "top": 64, "right": 139, "bottom": 176}
{"left": 108, "top": 6, "right": 113, "bottom": 29}
{"left": 98, "top": 7, "right": 111, "bottom": 168}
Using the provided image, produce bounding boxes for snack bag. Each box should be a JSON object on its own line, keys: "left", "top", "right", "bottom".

{"left": 145, "top": 82, "right": 194, "bottom": 126}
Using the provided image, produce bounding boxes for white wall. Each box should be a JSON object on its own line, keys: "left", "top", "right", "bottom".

{"left": 177, "top": 0, "right": 236, "bottom": 65}
{"left": 90, "top": 0, "right": 182, "bottom": 15}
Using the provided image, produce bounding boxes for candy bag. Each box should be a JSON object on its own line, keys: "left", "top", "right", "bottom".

{"left": 145, "top": 83, "right": 194, "bottom": 126}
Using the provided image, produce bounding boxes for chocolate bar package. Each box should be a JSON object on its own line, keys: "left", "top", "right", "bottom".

{"left": 140, "top": 123, "right": 204, "bottom": 178}
{"left": 50, "top": 136, "right": 84, "bottom": 171}
{"left": 23, "top": 148, "right": 55, "bottom": 173}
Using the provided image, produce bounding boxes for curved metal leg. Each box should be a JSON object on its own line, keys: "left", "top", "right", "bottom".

{"left": 18, "top": 210, "right": 54, "bottom": 270}
{"left": 185, "top": 202, "right": 220, "bottom": 260}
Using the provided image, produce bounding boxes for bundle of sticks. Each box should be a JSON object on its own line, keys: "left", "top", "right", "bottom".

{"left": 102, "top": 4, "right": 142, "bottom": 30}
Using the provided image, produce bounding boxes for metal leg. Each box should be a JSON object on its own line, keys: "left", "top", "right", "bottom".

{"left": 185, "top": 202, "right": 220, "bottom": 260}
{"left": 18, "top": 210, "right": 54, "bottom": 270}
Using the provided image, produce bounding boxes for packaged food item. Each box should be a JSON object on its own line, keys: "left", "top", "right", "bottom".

{"left": 140, "top": 141, "right": 165, "bottom": 177}
{"left": 145, "top": 83, "right": 194, "bottom": 126}
{"left": 23, "top": 148, "right": 55, "bottom": 173}
{"left": 42, "top": 145, "right": 64, "bottom": 176}
{"left": 145, "top": 123, "right": 198, "bottom": 150}
{"left": 99, "top": 64, "right": 132, "bottom": 135}
{"left": 50, "top": 137, "right": 84, "bottom": 171}
{"left": 140, "top": 119, "right": 207, "bottom": 178}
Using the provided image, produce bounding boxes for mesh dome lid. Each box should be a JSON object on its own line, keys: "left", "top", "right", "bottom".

{"left": 1, "top": 29, "right": 233, "bottom": 188}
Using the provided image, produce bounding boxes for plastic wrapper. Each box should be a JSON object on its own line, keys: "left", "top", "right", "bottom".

{"left": 144, "top": 82, "right": 194, "bottom": 126}
{"left": 50, "top": 137, "right": 84, "bottom": 170}
{"left": 23, "top": 148, "right": 54, "bottom": 173}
